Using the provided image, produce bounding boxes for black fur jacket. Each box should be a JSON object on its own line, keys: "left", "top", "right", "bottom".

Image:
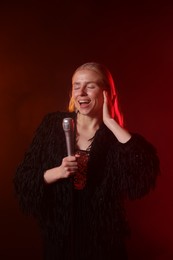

{"left": 14, "top": 111, "right": 160, "bottom": 260}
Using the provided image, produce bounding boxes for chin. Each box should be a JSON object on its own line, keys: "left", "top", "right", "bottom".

{"left": 78, "top": 110, "right": 91, "bottom": 116}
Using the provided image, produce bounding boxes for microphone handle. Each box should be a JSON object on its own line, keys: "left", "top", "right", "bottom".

{"left": 65, "top": 131, "right": 74, "bottom": 156}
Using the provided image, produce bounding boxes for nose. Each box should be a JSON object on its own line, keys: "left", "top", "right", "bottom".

{"left": 79, "top": 86, "right": 87, "bottom": 95}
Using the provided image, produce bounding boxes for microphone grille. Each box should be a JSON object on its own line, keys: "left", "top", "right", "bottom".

{"left": 62, "top": 118, "right": 74, "bottom": 131}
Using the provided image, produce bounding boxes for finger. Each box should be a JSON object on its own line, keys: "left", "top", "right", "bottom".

{"left": 66, "top": 155, "right": 78, "bottom": 162}
{"left": 103, "top": 90, "right": 106, "bottom": 100}
{"left": 64, "top": 167, "right": 78, "bottom": 177}
{"left": 62, "top": 156, "right": 77, "bottom": 166}
{"left": 75, "top": 153, "right": 80, "bottom": 158}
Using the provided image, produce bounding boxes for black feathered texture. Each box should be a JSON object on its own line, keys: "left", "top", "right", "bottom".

{"left": 13, "top": 111, "right": 160, "bottom": 260}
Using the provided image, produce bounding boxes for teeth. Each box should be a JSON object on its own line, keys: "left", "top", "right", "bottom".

{"left": 79, "top": 100, "right": 90, "bottom": 104}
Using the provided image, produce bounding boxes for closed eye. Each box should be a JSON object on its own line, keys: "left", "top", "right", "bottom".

{"left": 87, "top": 83, "right": 97, "bottom": 89}
{"left": 87, "top": 86, "right": 95, "bottom": 89}
{"left": 73, "top": 86, "right": 80, "bottom": 90}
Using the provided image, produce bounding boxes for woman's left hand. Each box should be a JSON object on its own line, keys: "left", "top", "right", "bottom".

{"left": 102, "top": 91, "right": 132, "bottom": 143}
{"left": 103, "top": 91, "right": 113, "bottom": 125}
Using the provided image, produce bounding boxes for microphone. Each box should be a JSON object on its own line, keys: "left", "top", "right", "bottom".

{"left": 62, "top": 117, "right": 75, "bottom": 156}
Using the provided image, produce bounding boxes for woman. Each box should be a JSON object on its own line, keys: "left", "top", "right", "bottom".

{"left": 14, "top": 62, "right": 160, "bottom": 260}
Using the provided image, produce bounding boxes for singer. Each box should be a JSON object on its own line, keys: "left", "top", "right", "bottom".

{"left": 14, "top": 62, "right": 160, "bottom": 260}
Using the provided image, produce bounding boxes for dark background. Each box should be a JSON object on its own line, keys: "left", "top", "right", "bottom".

{"left": 1, "top": 1, "right": 173, "bottom": 259}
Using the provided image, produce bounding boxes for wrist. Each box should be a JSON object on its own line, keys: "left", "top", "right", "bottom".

{"left": 44, "top": 167, "right": 62, "bottom": 184}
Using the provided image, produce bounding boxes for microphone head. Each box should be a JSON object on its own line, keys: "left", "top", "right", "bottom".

{"left": 62, "top": 118, "right": 74, "bottom": 132}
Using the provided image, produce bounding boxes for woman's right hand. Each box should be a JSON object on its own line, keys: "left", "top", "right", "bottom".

{"left": 44, "top": 155, "right": 79, "bottom": 184}
{"left": 59, "top": 155, "right": 79, "bottom": 178}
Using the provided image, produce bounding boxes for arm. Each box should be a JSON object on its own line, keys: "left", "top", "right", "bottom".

{"left": 102, "top": 91, "right": 131, "bottom": 143}
{"left": 44, "top": 155, "right": 79, "bottom": 184}
{"left": 112, "top": 134, "right": 160, "bottom": 199}
{"left": 13, "top": 114, "right": 52, "bottom": 215}
{"left": 103, "top": 91, "right": 160, "bottom": 199}
{"left": 14, "top": 113, "right": 67, "bottom": 215}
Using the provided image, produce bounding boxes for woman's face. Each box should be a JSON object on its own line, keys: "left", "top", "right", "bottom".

{"left": 72, "top": 69, "right": 104, "bottom": 117}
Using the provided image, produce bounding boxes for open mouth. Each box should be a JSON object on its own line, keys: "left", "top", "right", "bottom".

{"left": 78, "top": 100, "right": 91, "bottom": 106}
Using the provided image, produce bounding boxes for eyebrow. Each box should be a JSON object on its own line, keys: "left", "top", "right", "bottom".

{"left": 72, "top": 80, "right": 100, "bottom": 86}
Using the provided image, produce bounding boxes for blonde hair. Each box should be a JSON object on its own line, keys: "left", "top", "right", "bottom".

{"left": 68, "top": 62, "right": 124, "bottom": 127}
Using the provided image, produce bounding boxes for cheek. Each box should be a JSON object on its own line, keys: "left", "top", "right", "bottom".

{"left": 98, "top": 92, "right": 104, "bottom": 104}
{"left": 92, "top": 89, "right": 103, "bottom": 99}
{"left": 93, "top": 95, "right": 104, "bottom": 108}
{"left": 72, "top": 91, "right": 78, "bottom": 100}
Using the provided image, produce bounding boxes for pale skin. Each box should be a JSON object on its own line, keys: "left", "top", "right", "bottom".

{"left": 44, "top": 69, "right": 131, "bottom": 184}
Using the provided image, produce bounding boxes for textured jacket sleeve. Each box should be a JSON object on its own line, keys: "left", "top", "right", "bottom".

{"left": 108, "top": 133, "right": 160, "bottom": 200}
{"left": 13, "top": 113, "right": 62, "bottom": 216}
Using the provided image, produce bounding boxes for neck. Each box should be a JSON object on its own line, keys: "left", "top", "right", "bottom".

{"left": 75, "top": 113, "right": 102, "bottom": 150}
{"left": 76, "top": 112, "right": 102, "bottom": 130}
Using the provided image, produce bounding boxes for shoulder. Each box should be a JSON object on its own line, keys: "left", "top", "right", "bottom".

{"left": 33, "top": 111, "right": 76, "bottom": 137}
{"left": 40, "top": 111, "right": 76, "bottom": 125}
